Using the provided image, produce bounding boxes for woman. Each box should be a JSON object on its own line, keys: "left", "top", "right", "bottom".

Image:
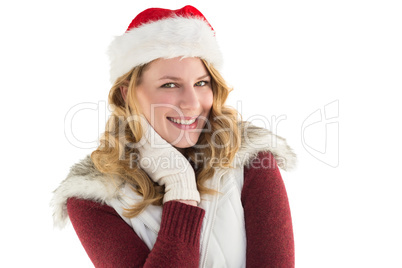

{"left": 51, "top": 5, "right": 296, "bottom": 267}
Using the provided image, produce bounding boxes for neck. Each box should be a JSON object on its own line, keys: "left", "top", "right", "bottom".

{"left": 174, "top": 147, "right": 187, "bottom": 156}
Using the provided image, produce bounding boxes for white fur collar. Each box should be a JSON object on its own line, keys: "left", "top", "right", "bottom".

{"left": 50, "top": 122, "right": 296, "bottom": 228}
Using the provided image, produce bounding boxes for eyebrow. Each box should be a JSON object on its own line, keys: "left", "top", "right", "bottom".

{"left": 158, "top": 74, "right": 210, "bottom": 81}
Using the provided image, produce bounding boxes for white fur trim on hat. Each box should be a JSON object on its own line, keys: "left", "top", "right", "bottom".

{"left": 107, "top": 16, "right": 223, "bottom": 84}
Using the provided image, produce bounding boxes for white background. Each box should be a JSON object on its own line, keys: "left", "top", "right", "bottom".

{"left": 1, "top": 0, "right": 401, "bottom": 267}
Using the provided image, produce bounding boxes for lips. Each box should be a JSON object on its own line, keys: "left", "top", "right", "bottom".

{"left": 167, "top": 117, "right": 197, "bottom": 125}
{"left": 167, "top": 116, "right": 200, "bottom": 130}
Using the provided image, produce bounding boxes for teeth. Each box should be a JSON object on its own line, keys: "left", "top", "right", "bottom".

{"left": 168, "top": 117, "right": 197, "bottom": 125}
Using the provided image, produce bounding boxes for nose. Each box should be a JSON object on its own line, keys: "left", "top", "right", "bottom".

{"left": 179, "top": 84, "right": 201, "bottom": 111}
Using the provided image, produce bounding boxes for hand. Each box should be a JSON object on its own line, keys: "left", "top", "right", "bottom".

{"left": 136, "top": 115, "right": 200, "bottom": 204}
{"left": 176, "top": 200, "right": 198, "bottom": 207}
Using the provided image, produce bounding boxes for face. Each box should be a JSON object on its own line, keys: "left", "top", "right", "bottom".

{"left": 131, "top": 57, "right": 213, "bottom": 148}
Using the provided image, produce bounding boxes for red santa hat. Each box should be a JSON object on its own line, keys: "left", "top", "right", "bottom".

{"left": 107, "top": 5, "right": 223, "bottom": 83}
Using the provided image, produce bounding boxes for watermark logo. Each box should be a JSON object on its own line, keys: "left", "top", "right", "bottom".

{"left": 64, "top": 101, "right": 107, "bottom": 149}
{"left": 64, "top": 100, "right": 340, "bottom": 168}
{"left": 301, "top": 100, "right": 339, "bottom": 167}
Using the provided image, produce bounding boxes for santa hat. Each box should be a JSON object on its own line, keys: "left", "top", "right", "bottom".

{"left": 107, "top": 5, "right": 223, "bottom": 84}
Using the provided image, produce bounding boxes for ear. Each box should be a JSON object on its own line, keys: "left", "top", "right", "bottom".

{"left": 120, "top": 86, "right": 128, "bottom": 102}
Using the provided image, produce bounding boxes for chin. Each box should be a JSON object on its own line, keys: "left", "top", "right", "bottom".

{"left": 167, "top": 134, "right": 200, "bottom": 148}
{"left": 170, "top": 139, "right": 197, "bottom": 149}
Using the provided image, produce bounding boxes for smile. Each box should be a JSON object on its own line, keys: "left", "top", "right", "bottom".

{"left": 167, "top": 116, "right": 199, "bottom": 130}
{"left": 167, "top": 117, "right": 197, "bottom": 125}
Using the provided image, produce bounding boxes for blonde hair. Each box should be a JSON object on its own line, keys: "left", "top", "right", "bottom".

{"left": 91, "top": 59, "right": 241, "bottom": 217}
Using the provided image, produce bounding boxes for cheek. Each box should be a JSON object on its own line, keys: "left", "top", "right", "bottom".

{"left": 136, "top": 90, "right": 175, "bottom": 115}
{"left": 202, "top": 90, "right": 214, "bottom": 111}
{"left": 144, "top": 90, "right": 177, "bottom": 106}
{"left": 134, "top": 89, "right": 147, "bottom": 113}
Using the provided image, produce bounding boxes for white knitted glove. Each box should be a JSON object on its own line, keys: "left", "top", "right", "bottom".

{"left": 136, "top": 116, "right": 200, "bottom": 204}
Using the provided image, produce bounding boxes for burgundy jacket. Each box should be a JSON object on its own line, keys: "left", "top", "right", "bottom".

{"left": 66, "top": 152, "right": 295, "bottom": 267}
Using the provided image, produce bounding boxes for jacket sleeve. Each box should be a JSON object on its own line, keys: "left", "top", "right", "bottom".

{"left": 241, "top": 151, "right": 295, "bottom": 268}
{"left": 67, "top": 198, "right": 205, "bottom": 268}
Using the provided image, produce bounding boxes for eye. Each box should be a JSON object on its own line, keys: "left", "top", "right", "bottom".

{"left": 195, "top": 81, "right": 208, "bottom": 87}
{"left": 161, "top": 83, "right": 176, "bottom": 88}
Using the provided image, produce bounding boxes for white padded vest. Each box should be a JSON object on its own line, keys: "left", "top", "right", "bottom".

{"left": 108, "top": 167, "right": 246, "bottom": 268}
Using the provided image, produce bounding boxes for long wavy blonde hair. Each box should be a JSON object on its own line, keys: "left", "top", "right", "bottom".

{"left": 91, "top": 59, "right": 241, "bottom": 217}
